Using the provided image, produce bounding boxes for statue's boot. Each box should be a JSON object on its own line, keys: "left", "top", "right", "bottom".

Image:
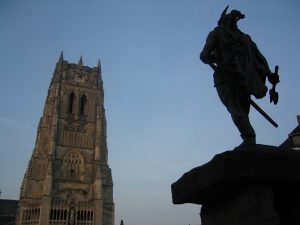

{"left": 235, "top": 137, "right": 256, "bottom": 149}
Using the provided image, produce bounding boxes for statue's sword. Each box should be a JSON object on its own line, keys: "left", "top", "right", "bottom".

{"left": 249, "top": 100, "right": 278, "bottom": 128}
{"left": 208, "top": 63, "right": 278, "bottom": 128}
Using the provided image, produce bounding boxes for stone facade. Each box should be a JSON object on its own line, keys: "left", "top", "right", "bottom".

{"left": 16, "top": 53, "right": 114, "bottom": 225}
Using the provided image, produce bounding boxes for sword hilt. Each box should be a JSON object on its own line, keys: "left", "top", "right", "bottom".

{"left": 275, "top": 65, "right": 279, "bottom": 74}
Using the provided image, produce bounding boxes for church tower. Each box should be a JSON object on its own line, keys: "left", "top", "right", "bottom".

{"left": 16, "top": 53, "right": 114, "bottom": 225}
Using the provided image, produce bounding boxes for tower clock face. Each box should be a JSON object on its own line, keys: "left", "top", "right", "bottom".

{"left": 73, "top": 71, "right": 87, "bottom": 83}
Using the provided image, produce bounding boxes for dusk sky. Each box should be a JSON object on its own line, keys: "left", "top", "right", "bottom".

{"left": 0, "top": 1, "right": 299, "bottom": 225}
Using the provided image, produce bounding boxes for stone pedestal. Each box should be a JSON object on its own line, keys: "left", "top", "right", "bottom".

{"left": 171, "top": 145, "right": 300, "bottom": 225}
{"left": 201, "top": 185, "right": 280, "bottom": 225}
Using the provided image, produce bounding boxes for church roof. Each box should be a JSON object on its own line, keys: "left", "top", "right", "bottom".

{"left": 280, "top": 116, "right": 300, "bottom": 148}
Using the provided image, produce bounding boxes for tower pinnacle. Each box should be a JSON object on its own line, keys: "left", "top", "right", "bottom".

{"left": 78, "top": 55, "right": 83, "bottom": 66}
{"left": 59, "top": 51, "right": 64, "bottom": 62}
{"left": 97, "top": 59, "right": 101, "bottom": 74}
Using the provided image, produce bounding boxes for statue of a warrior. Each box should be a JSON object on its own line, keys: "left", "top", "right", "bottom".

{"left": 200, "top": 6, "right": 279, "bottom": 146}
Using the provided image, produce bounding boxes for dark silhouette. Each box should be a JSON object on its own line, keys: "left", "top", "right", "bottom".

{"left": 200, "top": 6, "right": 279, "bottom": 145}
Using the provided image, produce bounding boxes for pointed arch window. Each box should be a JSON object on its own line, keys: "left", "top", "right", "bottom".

{"left": 68, "top": 92, "right": 76, "bottom": 114}
{"left": 80, "top": 94, "right": 87, "bottom": 115}
{"left": 63, "top": 150, "right": 84, "bottom": 180}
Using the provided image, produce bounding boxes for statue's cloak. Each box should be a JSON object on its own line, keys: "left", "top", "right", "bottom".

{"left": 214, "top": 26, "right": 270, "bottom": 99}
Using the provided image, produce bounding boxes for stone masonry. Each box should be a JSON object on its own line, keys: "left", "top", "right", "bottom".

{"left": 16, "top": 53, "right": 114, "bottom": 225}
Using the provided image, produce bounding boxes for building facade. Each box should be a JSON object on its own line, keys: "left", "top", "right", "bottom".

{"left": 0, "top": 199, "right": 18, "bottom": 225}
{"left": 16, "top": 53, "right": 114, "bottom": 225}
{"left": 280, "top": 115, "right": 300, "bottom": 149}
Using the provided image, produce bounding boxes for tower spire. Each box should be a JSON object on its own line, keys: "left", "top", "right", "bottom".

{"left": 78, "top": 56, "right": 83, "bottom": 66}
{"left": 59, "top": 51, "right": 64, "bottom": 62}
{"left": 97, "top": 59, "right": 101, "bottom": 74}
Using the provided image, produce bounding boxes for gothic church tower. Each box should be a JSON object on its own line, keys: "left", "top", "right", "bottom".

{"left": 17, "top": 53, "right": 114, "bottom": 225}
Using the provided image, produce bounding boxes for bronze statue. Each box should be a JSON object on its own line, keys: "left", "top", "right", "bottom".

{"left": 200, "top": 6, "right": 280, "bottom": 145}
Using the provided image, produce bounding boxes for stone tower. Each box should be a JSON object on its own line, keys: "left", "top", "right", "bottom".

{"left": 16, "top": 53, "right": 114, "bottom": 225}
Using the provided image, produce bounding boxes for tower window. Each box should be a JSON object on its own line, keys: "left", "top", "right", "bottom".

{"left": 68, "top": 92, "right": 76, "bottom": 114}
{"left": 80, "top": 94, "right": 87, "bottom": 115}
{"left": 63, "top": 150, "right": 83, "bottom": 180}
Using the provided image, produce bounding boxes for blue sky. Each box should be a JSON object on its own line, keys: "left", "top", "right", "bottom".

{"left": 0, "top": 1, "right": 299, "bottom": 225}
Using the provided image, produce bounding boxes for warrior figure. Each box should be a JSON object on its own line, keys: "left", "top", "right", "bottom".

{"left": 200, "top": 6, "right": 279, "bottom": 145}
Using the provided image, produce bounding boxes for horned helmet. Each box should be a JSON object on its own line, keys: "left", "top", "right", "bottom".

{"left": 218, "top": 5, "right": 245, "bottom": 26}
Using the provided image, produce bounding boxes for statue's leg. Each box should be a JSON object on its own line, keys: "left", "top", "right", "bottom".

{"left": 216, "top": 84, "right": 256, "bottom": 143}
{"left": 236, "top": 87, "right": 256, "bottom": 143}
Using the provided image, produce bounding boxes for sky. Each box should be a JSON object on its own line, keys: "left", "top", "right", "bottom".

{"left": 0, "top": 0, "right": 299, "bottom": 225}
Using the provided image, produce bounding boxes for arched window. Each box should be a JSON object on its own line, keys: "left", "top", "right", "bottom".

{"left": 50, "top": 209, "right": 54, "bottom": 220}
{"left": 84, "top": 210, "right": 87, "bottom": 220}
{"left": 64, "top": 209, "right": 67, "bottom": 220}
{"left": 80, "top": 94, "right": 87, "bottom": 115}
{"left": 77, "top": 210, "right": 81, "bottom": 220}
{"left": 68, "top": 92, "right": 76, "bottom": 114}
{"left": 54, "top": 209, "right": 57, "bottom": 220}
{"left": 63, "top": 150, "right": 84, "bottom": 180}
